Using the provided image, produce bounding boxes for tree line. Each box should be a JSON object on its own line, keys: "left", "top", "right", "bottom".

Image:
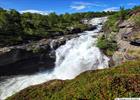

{"left": 0, "top": 7, "right": 116, "bottom": 46}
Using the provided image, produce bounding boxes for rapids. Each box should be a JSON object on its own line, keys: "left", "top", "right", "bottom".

{"left": 0, "top": 17, "right": 109, "bottom": 100}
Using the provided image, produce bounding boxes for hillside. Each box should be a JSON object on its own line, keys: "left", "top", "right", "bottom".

{"left": 0, "top": 8, "right": 115, "bottom": 47}
{"left": 97, "top": 6, "right": 140, "bottom": 65}
{"left": 7, "top": 60, "right": 140, "bottom": 100}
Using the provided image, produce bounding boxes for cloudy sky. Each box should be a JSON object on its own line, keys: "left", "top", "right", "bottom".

{"left": 0, "top": 0, "right": 140, "bottom": 14}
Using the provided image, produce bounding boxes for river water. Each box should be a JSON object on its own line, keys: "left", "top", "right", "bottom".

{"left": 0, "top": 17, "right": 109, "bottom": 100}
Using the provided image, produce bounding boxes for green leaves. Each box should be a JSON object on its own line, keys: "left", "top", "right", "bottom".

{"left": 97, "top": 36, "right": 117, "bottom": 56}
{"left": 0, "top": 7, "right": 116, "bottom": 46}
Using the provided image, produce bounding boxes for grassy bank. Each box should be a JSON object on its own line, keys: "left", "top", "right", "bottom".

{"left": 7, "top": 60, "right": 140, "bottom": 100}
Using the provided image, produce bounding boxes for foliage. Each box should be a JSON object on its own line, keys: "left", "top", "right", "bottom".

{"left": 103, "top": 7, "right": 129, "bottom": 33}
{"left": 0, "top": 8, "right": 116, "bottom": 46}
{"left": 132, "top": 5, "right": 140, "bottom": 11}
{"left": 132, "top": 13, "right": 140, "bottom": 28}
{"left": 96, "top": 36, "right": 117, "bottom": 56}
{"left": 7, "top": 60, "right": 140, "bottom": 100}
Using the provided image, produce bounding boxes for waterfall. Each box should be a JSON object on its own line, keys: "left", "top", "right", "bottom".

{"left": 0, "top": 17, "right": 109, "bottom": 100}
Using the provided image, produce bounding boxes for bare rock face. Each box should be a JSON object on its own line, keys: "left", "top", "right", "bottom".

{"left": 0, "top": 34, "right": 78, "bottom": 76}
{"left": 118, "top": 20, "right": 134, "bottom": 28}
{"left": 112, "top": 15, "right": 140, "bottom": 66}
{"left": 117, "top": 20, "right": 134, "bottom": 41}
{"left": 130, "top": 39, "right": 140, "bottom": 46}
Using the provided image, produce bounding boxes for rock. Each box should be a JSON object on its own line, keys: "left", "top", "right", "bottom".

{"left": 108, "top": 57, "right": 115, "bottom": 67}
{"left": 130, "top": 38, "right": 140, "bottom": 46}
{"left": 0, "top": 48, "right": 56, "bottom": 76}
{"left": 121, "top": 28, "right": 133, "bottom": 40}
{"left": 52, "top": 31, "right": 64, "bottom": 37}
{"left": 112, "top": 51, "right": 124, "bottom": 66}
{"left": 0, "top": 34, "right": 78, "bottom": 76}
{"left": 118, "top": 20, "right": 133, "bottom": 28}
{"left": 117, "top": 21, "right": 133, "bottom": 41}
{"left": 49, "top": 50, "right": 56, "bottom": 58}
{"left": 87, "top": 25, "right": 97, "bottom": 31}
{"left": 70, "top": 28, "right": 82, "bottom": 34}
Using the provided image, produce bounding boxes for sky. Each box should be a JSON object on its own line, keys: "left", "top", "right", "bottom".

{"left": 0, "top": 0, "right": 140, "bottom": 14}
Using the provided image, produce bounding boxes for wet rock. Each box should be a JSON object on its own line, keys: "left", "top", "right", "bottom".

{"left": 0, "top": 34, "right": 79, "bottom": 76}
{"left": 54, "top": 32, "right": 64, "bottom": 36}
{"left": 70, "top": 28, "right": 82, "bottom": 34}
{"left": 130, "top": 38, "right": 140, "bottom": 46}
{"left": 87, "top": 25, "right": 97, "bottom": 31}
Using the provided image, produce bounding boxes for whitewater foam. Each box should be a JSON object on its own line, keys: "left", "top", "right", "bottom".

{"left": 0, "top": 17, "right": 109, "bottom": 99}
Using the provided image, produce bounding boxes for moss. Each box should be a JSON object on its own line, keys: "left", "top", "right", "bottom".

{"left": 7, "top": 60, "right": 140, "bottom": 100}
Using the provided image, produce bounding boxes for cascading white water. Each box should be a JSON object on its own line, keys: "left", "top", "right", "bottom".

{"left": 0, "top": 17, "right": 109, "bottom": 100}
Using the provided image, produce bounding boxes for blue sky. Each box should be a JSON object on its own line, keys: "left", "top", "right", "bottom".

{"left": 0, "top": 0, "right": 140, "bottom": 14}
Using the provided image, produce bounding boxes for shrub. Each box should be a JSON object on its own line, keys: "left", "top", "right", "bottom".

{"left": 133, "top": 13, "right": 140, "bottom": 28}
{"left": 97, "top": 36, "right": 117, "bottom": 56}
{"left": 103, "top": 7, "right": 129, "bottom": 33}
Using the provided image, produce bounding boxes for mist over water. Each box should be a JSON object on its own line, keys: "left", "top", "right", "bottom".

{"left": 0, "top": 17, "right": 109, "bottom": 100}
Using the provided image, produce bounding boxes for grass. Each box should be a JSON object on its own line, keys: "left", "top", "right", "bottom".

{"left": 7, "top": 60, "right": 140, "bottom": 100}
{"left": 131, "top": 32, "right": 140, "bottom": 40}
{"left": 127, "top": 49, "right": 140, "bottom": 59}
{"left": 132, "top": 13, "right": 140, "bottom": 28}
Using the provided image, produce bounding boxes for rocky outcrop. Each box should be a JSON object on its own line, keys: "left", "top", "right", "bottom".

{"left": 130, "top": 39, "right": 140, "bottom": 46}
{"left": 87, "top": 25, "right": 97, "bottom": 31}
{"left": 117, "top": 20, "right": 134, "bottom": 41}
{"left": 112, "top": 16, "right": 140, "bottom": 66}
{"left": 0, "top": 34, "right": 78, "bottom": 76}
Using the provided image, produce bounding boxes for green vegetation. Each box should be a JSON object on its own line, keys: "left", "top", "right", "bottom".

{"left": 0, "top": 7, "right": 115, "bottom": 46}
{"left": 3, "top": 6, "right": 140, "bottom": 100}
{"left": 97, "top": 36, "right": 117, "bottom": 56}
{"left": 98, "top": 6, "right": 140, "bottom": 56}
{"left": 103, "top": 6, "right": 140, "bottom": 34}
{"left": 133, "top": 13, "right": 140, "bottom": 28}
{"left": 131, "top": 5, "right": 140, "bottom": 13}
{"left": 103, "top": 7, "right": 130, "bottom": 33}
{"left": 7, "top": 60, "right": 140, "bottom": 100}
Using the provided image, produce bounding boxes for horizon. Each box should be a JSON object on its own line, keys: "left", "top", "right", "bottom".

{"left": 0, "top": 0, "right": 140, "bottom": 14}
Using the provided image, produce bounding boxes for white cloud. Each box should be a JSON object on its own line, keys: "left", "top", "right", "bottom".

{"left": 71, "top": 5, "right": 86, "bottom": 10}
{"left": 103, "top": 7, "right": 119, "bottom": 12}
{"left": 73, "top": 2, "right": 93, "bottom": 6}
{"left": 20, "top": 10, "right": 52, "bottom": 15}
{"left": 70, "top": 1, "right": 105, "bottom": 11}
{"left": 127, "top": 3, "right": 137, "bottom": 6}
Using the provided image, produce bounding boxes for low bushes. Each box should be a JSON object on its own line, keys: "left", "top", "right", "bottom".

{"left": 96, "top": 36, "right": 118, "bottom": 56}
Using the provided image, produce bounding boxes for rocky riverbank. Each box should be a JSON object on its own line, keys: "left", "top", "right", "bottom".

{"left": 0, "top": 34, "right": 79, "bottom": 76}
{"left": 0, "top": 16, "right": 100, "bottom": 77}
